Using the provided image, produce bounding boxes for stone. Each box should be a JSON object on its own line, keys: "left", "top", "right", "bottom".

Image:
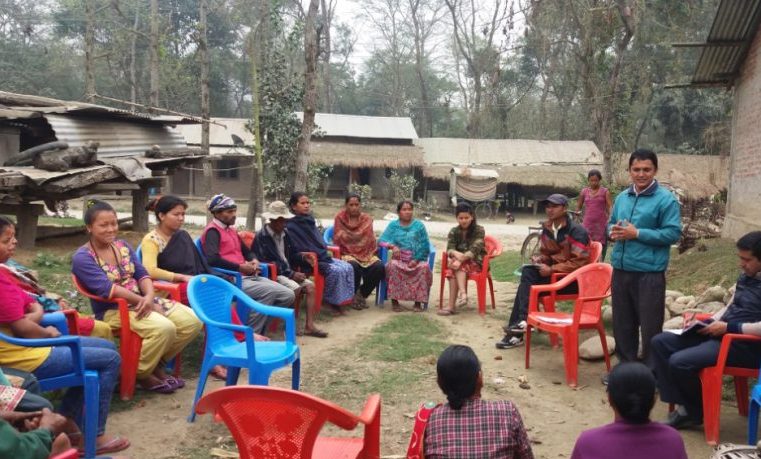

{"left": 724, "top": 285, "right": 736, "bottom": 305}
{"left": 665, "top": 296, "right": 675, "bottom": 307}
{"left": 698, "top": 301, "right": 725, "bottom": 314}
{"left": 695, "top": 286, "right": 728, "bottom": 305}
{"left": 602, "top": 305, "right": 613, "bottom": 323}
{"left": 663, "top": 316, "right": 684, "bottom": 330}
{"left": 674, "top": 295, "right": 694, "bottom": 305}
{"left": 668, "top": 301, "right": 696, "bottom": 317}
{"left": 579, "top": 336, "right": 616, "bottom": 360}
{"left": 665, "top": 290, "right": 684, "bottom": 299}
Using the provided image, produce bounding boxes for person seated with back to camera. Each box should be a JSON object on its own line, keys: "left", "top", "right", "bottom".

{"left": 423, "top": 345, "right": 534, "bottom": 459}
{"left": 497, "top": 193, "right": 591, "bottom": 349}
{"left": 570, "top": 361, "right": 687, "bottom": 459}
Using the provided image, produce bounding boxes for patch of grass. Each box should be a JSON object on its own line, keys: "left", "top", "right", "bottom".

{"left": 667, "top": 238, "right": 739, "bottom": 295}
{"left": 489, "top": 250, "right": 522, "bottom": 282}
{"left": 38, "top": 216, "right": 84, "bottom": 227}
{"left": 359, "top": 314, "right": 447, "bottom": 362}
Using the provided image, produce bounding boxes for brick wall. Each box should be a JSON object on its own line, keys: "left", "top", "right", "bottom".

{"left": 724, "top": 26, "right": 761, "bottom": 239}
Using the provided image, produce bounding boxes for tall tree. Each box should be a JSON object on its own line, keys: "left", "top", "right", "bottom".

{"left": 294, "top": 0, "right": 320, "bottom": 192}
{"left": 149, "top": 0, "right": 160, "bottom": 110}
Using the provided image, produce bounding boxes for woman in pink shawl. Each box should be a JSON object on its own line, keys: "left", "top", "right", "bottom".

{"left": 333, "top": 194, "right": 385, "bottom": 309}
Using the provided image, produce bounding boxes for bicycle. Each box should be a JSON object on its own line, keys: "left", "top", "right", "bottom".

{"left": 520, "top": 210, "right": 583, "bottom": 264}
{"left": 471, "top": 193, "right": 515, "bottom": 224}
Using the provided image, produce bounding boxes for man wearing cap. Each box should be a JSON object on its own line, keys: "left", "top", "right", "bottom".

{"left": 497, "top": 193, "right": 591, "bottom": 349}
{"left": 201, "top": 194, "right": 296, "bottom": 334}
{"left": 252, "top": 201, "right": 327, "bottom": 338}
{"left": 607, "top": 149, "right": 681, "bottom": 375}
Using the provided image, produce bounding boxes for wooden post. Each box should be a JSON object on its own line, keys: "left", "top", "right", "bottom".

{"left": 132, "top": 186, "right": 149, "bottom": 233}
{"left": 16, "top": 203, "right": 44, "bottom": 249}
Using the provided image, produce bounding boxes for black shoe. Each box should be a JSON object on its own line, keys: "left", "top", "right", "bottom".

{"left": 495, "top": 335, "right": 524, "bottom": 349}
{"left": 664, "top": 410, "right": 703, "bottom": 430}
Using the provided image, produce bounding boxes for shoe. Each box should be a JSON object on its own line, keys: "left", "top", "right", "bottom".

{"left": 664, "top": 410, "right": 703, "bottom": 430}
{"left": 495, "top": 335, "right": 524, "bottom": 349}
{"left": 601, "top": 373, "right": 609, "bottom": 386}
{"left": 508, "top": 321, "right": 527, "bottom": 334}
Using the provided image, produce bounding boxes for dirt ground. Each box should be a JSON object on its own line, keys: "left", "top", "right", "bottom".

{"left": 22, "top": 234, "right": 738, "bottom": 458}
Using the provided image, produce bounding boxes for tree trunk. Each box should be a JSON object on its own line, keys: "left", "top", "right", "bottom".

{"left": 293, "top": 0, "right": 320, "bottom": 193}
{"left": 199, "top": 0, "right": 213, "bottom": 203}
{"left": 149, "top": 0, "right": 160, "bottom": 111}
{"left": 410, "top": 0, "right": 432, "bottom": 137}
{"left": 84, "top": 0, "right": 96, "bottom": 102}
{"left": 129, "top": 6, "right": 139, "bottom": 110}
{"left": 320, "top": 0, "right": 334, "bottom": 112}
{"left": 246, "top": 32, "right": 264, "bottom": 230}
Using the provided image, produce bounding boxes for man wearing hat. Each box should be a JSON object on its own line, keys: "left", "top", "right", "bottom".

{"left": 252, "top": 201, "right": 327, "bottom": 338}
{"left": 201, "top": 194, "right": 296, "bottom": 334}
{"left": 497, "top": 193, "right": 591, "bottom": 349}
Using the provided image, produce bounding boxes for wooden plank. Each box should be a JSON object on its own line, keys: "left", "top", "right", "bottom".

{"left": 91, "top": 183, "right": 141, "bottom": 192}
{"left": 0, "top": 172, "right": 28, "bottom": 189}
{"left": 42, "top": 168, "right": 121, "bottom": 194}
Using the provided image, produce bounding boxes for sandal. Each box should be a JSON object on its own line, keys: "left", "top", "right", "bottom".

{"left": 413, "top": 303, "right": 425, "bottom": 313}
{"left": 436, "top": 308, "right": 456, "bottom": 316}
{"left": 141, "top": 381, "right": 175, "bottom": 394}
{"left": 304, "top": 328, "right": 328, "bottom": 338}
{"left": 391, "top": 300, "right": 408, "bottom": 312}
{"left": 79, "top": 436, "right": 131, "bottom": 457}
{"left": 209, "top": 366, "right": 228, "bottom": 381}
{"left": 455, "top": 296, "right": 468, "bottom": 307}
{"left": 328, "top": 304, "right": 346, "bottom": 316}
{"left": 165, "top": 376, "right": 185, "bottom": 389}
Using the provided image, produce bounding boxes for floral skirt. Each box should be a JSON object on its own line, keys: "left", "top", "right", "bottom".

{"left": 321, "top": 259, "right": 355, "bottom": 305}
{"left": 386, "top": 259, "right": 433, "bottom": 303}
{"left": 444, "top": 259, "right": 481, "bottom": 278}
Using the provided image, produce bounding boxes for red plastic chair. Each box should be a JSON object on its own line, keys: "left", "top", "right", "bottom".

{"left": 525, "top": 262, "right": 613, "bottom": 387}
{"left": 50, "top": 448, "right": 79, "bottom": 459}
{"left": 438, "top": 235, "right": 503, "bottom": 315}
{"left": 71, "top": 275, "right": 180, "bottom": 400}
{"left": 405, "top": 402, "right": 438, "bottom": 459}
{"left": 195, "top": 386, "right": 381, "bottom": 459}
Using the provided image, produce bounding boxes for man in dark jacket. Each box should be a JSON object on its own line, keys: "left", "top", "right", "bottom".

{"left": 652, "top": 231, "right": 761, "bottom": 429}
{"left": 497, "top": 194, "right": 591, "bottom": 349}
{"left": 253, "top": 201, "right": 327, "bottom": 338}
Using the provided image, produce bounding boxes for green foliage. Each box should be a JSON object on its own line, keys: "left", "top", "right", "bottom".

{"left": 306, "top": 163, "right": 333, "bottom": 197}
{"left": 388, "top": 171, "right": 417, "bottom": 203}
{"left": 667, "top": 238, "right": 739, "bottom": 295}
{"left": 348, "top": 183, "right": 373, "bottom": 209}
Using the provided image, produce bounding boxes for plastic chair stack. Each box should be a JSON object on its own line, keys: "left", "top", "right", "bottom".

{"left": 0, "top": 322, "right": 99, "bottom": 458}
{"left": 525, "top": 262, "right": 613, "bottom": 387}
{"left": 186, "top": 275, "right": 300, "bottom": 422}
{"left": 438, "top": 235, "right": 503, "bottom": 315}
{"left": 195, "top": 386, "right": 380, "bottom": 459}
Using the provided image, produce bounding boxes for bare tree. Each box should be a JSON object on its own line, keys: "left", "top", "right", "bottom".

{"left": 199, "top": 0, "right": 213, "bottom": 204}
{"left": 408, "top": 0, "right": 445, "bottom": 137}
{"left": 319, "top": 0, "right": 336, "bottom": 112}
{"left": 294, "top": 0, "right": 320, "bottom": 192}
{"left": 149, "top": 0, "right": 160, "bottom": 110}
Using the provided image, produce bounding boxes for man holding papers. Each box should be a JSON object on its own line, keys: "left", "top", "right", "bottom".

{"left": 651, "top": 231, "right": 761, "bottom": 429}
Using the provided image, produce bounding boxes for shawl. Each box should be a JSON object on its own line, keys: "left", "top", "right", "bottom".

{"left": 158, "top": 230, "right": 213, "bottom": 276}
{"left": 333, "top": 210, "right": 379, "bottom": 266}
{"left": 286, "top": 214, "right": 332, "bottom": 265}
{"left": 379, "top": 219, "right": 430, "bottom": 262}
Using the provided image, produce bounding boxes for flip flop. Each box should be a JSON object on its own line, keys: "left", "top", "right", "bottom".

{"left": 413, "top": 304, "right": 425, "bottom": 313}
{"left": 436, "top": 308, "right": 455, "bottom": 316}
{"left": 165, "top": 376, "right": 186, "bottom": 389}
{"left": 304, "top": 328, "right": 328, "bottom": 338}
{"left": 79, "top": 436, "right": 130, "bottom": 457}
{"left": 142, "top": 381, "right": 175, "bottom": 394}
{"left": 209, "top": 366, "right": 228, "bottom": 381}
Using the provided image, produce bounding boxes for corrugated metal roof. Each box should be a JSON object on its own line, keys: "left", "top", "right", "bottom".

{"left": 417, "top": 138, "right": 602, "bottom": 166}
{"left": 691, "top": 0, "right": 761, "bottom": 86}
{"left": 172, "top": 118, "right": 254, "bottom": 147}
{"left": 295, "top": 112, "right": 418, "bottom": 139}
{"left": 46, "top": 114, "right": 188, "bottom": 158}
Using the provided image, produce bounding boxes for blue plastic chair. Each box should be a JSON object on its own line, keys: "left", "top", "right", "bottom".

{"left": 748, "top": 369, "right": 761, "bottom": 443}
{"left": 0, "top": 322, "right": 99, "bottom": 458}
{"left": 186, "top": 274, "right": 300, "bottom": 422}
{"left": 193, "top": 237, "right": 269, "bottom": 285}
{"left": 323, "top": 225, "right": 334, "bottom": 244}
{"left": 376, "top": 242, "right": 436, "bottom": 308}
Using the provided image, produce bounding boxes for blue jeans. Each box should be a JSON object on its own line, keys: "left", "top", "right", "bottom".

{"left": 34, "top": 337, "right": 121, "bottom": 436}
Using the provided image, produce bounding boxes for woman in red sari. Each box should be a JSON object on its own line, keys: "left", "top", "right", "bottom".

{"left": 333, "top": 194, "right": 385, "bottom": 309}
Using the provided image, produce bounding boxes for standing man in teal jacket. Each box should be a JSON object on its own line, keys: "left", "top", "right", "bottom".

{"left": 607, "top": 149, "right": 681, "bottom": 375}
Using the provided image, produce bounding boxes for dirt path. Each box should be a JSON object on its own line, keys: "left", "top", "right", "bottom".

{"left": 103, "top": 270, "right": 729, "bottom": 458}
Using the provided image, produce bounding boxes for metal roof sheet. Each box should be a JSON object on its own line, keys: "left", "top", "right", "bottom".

{"left": 295, "top": 112, "right": 418, "bottom": 139}
{"left": 45, "top": 114, "right": 188, "bottom": 158}
{"left": 691, "top": 0, "right": 761, "bottom": 86}
{"left": 172, "top": 118, "right": 254, "bottom": 147}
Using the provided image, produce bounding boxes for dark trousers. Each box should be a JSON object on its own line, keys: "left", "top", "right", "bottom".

{"left": 651, "top": 331, "right": 761, "bottom": 418}
{"left": 348, "top": 260, "right": 385, "bottom": 298}
{"left": 611, "top": 269, "right": 665, "bottom": 364}
{"left": 506, "top": 265, "right": 577, "bottom": 327}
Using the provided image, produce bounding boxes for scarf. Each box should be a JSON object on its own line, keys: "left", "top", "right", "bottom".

{"left": 286, "top": 214, "right": 331, "bottom": 264}
{"left": 333, "top": 209, "right": 378, "bottom": 265}
{"left": 158, "top": 230, "right": 213, "bottom": 276}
